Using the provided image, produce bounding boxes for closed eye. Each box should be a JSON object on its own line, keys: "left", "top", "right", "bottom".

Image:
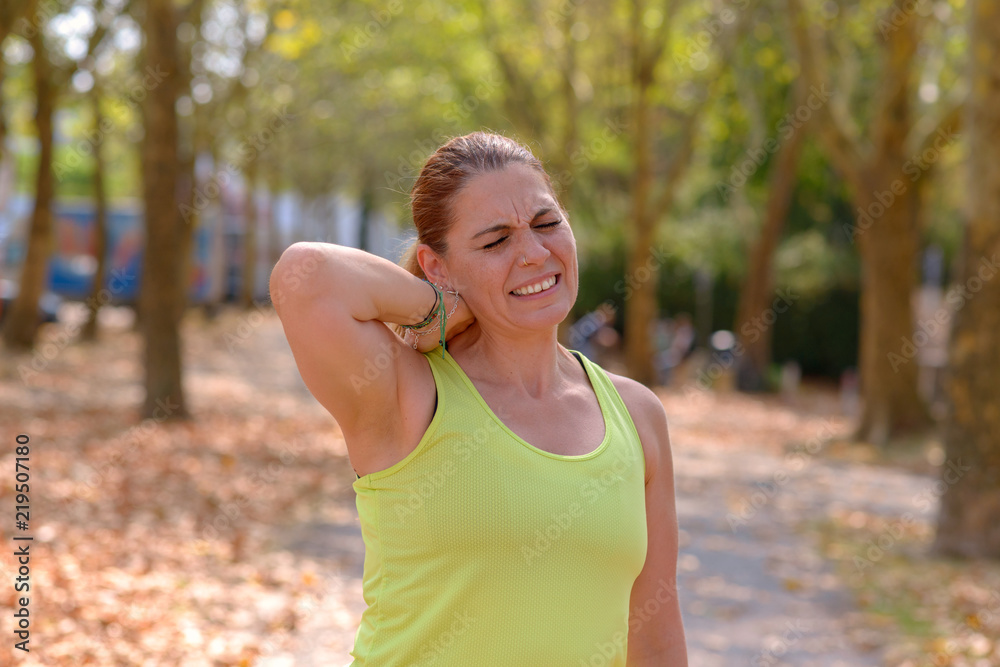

{"left": 482, "top": 220, "right": 562, "bottom": 250}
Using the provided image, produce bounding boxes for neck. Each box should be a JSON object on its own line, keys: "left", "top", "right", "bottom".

{"left": 446, "top": 321, "right": 577, "bottom": 400}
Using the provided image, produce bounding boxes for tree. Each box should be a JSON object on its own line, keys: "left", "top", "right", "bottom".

{"left": 139, "top": 0, "right": 189, "bottom": 420}
{"left": 2, "top": 12, "right": 57, "bottom": 350}
{"left": 172, "top": 0, "right": 207, "bottom": 321}
{"left": 623, "top": 0, "right": 679, "bottom": 386}
{"left": 2, "top": 0, "right": 119, "bottom": 349}
{"left": 788, "top": 0, "right": 963, "bottom": 444}
{"left": 933, "top": 0, "right": 1000, "bottom": 559}
{"left": 622, "top": 0, "right": 742, "bottom": 385}
{"left": 474, "top": 0, "right": 581, "bottom": 200}
{"left": 733, "top": 78, "right": 812, "bottom": 391}
{"left": 0, "top": 0, "right": 38, "bottom": 166}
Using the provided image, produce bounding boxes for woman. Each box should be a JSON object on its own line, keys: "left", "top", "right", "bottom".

{"left": 270, "top": 132, "right": 688, "bottom": 666}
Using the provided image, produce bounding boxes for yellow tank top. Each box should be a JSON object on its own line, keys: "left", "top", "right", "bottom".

{"left": 349, "top": 346, "right": 647, "bottom": 666}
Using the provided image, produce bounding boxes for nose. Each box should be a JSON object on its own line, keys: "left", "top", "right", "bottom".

{"left": 517, "top": 227, "right": 552, "bottom": 266}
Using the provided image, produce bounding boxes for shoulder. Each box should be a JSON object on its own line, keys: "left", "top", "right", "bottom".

{"left": 604, "top": 371, "right": 671, "bottom": 484}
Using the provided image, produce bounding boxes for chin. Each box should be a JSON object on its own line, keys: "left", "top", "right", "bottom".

{"left": 516, "top": 302, "right": 573, "bottom": 329}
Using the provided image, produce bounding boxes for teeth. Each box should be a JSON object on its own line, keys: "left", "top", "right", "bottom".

{"left": 512, "top": 275, "right": 556, "bottom": 296}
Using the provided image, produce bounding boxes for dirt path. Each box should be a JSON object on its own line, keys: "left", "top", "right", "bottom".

{"left": 673, "top": 440, "right": 928, "bottom": 666}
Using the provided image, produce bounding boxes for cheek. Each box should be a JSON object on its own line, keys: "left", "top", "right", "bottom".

{"left": 456, "top": 261, "right": 507, "bottom": 299}
{"left": 556, "top": 235, "right": 577, "bottom": 269}
{"left": 558, "top": 227, "right": 577, "bottom": 251}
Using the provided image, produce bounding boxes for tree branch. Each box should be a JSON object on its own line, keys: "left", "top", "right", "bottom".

{"left": 83, "top": 0, "right": 113, "bottom": 61}
{"left": 906, "top": 94, "right": 965, "bottom": 157}
{"left": 180, "top": 0, "right": 207, "bottom": 26}
{"left": 50, "top": 0, "right": 131, "bottom": 89}
{"left": 786, "top": 0, "right": 865, "bottom": 198}
{"left": 869, "top": 2, "right": 922, "bottom": 161}
{"left": 0, "top": 0, "right": 39, "bottom": 44}
{"left": 644, "top": 0, "right": 683, "bottom": 71}
{"left": 475, "top": 0, "right": 546, "bottom": 138}
{"left": 650, "top": 6, "right": 744, "bottom": 217}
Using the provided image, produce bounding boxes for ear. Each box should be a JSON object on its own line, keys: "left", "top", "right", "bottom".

{"left": 415, "top": 243, "right": 448, "bottom": 286}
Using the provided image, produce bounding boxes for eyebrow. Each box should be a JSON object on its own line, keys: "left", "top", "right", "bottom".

{"left": 471, "top": 208, "right": 556, "bottom": 240}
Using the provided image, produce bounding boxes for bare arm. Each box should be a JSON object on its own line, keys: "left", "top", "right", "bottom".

{"left": 611, "top": 378, "right": 688, "bottom": 666}
{"left": 271, "top": 242, "right": 439, "bottom": 330}
{"left": 269, "top": 242, "right": 471, "bottom": 441}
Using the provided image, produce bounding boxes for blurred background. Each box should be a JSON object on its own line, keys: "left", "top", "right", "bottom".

{"left": 1, "top": 0, "right": 998, "bottom": 665}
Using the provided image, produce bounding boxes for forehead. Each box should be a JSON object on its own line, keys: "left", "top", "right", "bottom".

{"left": 452, "top": 164, "right": 557, "bottom": 229}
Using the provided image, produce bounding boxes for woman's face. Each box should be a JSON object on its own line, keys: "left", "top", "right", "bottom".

{"left": 430, "top": 163, "right": 578, "bottom": 336}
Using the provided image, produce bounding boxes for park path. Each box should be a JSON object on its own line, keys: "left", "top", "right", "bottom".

{"left": 235, "top": 311, "right": 935, "bottom": 666}
{"left": 673, "top": 439, "right": 929, "bottom": 666}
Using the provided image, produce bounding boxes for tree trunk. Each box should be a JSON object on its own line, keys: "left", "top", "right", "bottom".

{"left": 853, "top": 180, "right": 931, "bottom": 443}
{"left": 0, "top": 0, "right": 38, "bottom": 62}
{"left": 241, "top": 160, "right": 258, "bottom": 306}
{"left": 554, "top": 4, "right": 579, "bottom": 205}
{"left": 623, "top": 53, "right": 659, "bottom": 386}
{"left": 621, "top": 1, "right": 726, "bottom": 385}
{"left": 734, "top": 86, "right": 810, "bottom": 391}
{"left": 139, "top": 0, "right": 188, "bottom": 420}
{"left": 933, "top": 0, "right": 1000, "bottom": 559}
{"left": 173, "top": 146, "right": 195, "bottom": 323}
{"left": 788, "top": 0, "right": 933, "bottom": 444}
{"left": 851, "top": 13, "right": 932, "bottom": 444}
{"left": 0, "top": 55, "right": 6, "bottom": 168}
{"left": 2, "top": 25, "right": 54, "bottom": 351}
{"left": 82, "top": 81, "right": 108, "bottom": 341}
{"left": 173, "top": 0, "right": 204, "bottom": 321}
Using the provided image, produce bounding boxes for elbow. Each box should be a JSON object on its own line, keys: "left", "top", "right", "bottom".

{"left": 275, "top": 241, "right": 323, "bottom": 272}
{"left": 269, "top": 242, "right": 329, "bottom": 310}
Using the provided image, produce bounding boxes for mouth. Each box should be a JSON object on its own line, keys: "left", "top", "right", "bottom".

{"left": 510, "top": 273, "right": 560, "bottom": 298}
